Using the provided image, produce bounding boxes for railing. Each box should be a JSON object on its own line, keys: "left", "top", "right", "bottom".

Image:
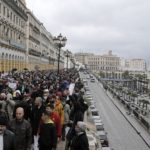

{"left": 28, "top": 48, "right": 41, "bottom": 57}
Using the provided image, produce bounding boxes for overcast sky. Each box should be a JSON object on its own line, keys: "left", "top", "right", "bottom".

{"left": 26, "top": 0, "right": 150, "bottom": 66}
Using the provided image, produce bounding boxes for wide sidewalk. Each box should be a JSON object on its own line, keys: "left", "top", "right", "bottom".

{"left": 57, "top": 141, "right": 65, "bottom": 150}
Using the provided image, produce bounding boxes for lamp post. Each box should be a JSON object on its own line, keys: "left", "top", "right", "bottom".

{"left": 53, "top": 34, "right": 67, "bottom": 75}
{"left": 65, "top": 49, "right": 70, "bottom": 70}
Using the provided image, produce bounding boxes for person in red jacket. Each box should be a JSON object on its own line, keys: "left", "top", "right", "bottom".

{"left": 46, "top": 104, "right": 62, "bottom": 140}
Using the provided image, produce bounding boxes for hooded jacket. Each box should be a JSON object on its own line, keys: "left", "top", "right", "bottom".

{"left": 54, "top": 99, "right": 64, "bottom": 125}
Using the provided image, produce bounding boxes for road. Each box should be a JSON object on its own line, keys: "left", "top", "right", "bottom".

{"left": 82, "top": 73, "right": 150, "bottom": 150}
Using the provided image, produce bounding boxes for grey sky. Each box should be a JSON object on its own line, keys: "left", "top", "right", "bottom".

{"left": 26, "top": 0, "right": 150, "bottom": 65}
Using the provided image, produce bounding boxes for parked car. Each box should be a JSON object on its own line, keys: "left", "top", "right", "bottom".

{"left": 91, "top": 109, "right": 101, "bottom": 120}
{"left": 95, "top": 122, "right": 104, "bottom": 131}
{"left": 90, "top": 105, "right": 96, "bottom": 110}
{"left": 101, "top": 147, "right": 112, "bottom": 150}
{"left": 94, "top": 119, "right": 103, "bottom": 124}
{"left": 96, "top": 131, "right": 109, "bottom": 147}
{"left": 90, "top": 78, "right": 95, "bottom": 82}
{"left": 91, "top": 109, "right": 99, "bottom": 115}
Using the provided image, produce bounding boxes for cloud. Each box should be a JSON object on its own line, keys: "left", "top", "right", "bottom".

{"left": 26, "top": 0, "right": 150, "bottom": 68}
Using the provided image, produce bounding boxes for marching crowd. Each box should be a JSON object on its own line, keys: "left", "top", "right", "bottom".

{"left": 0, "top": 69, "right": 89, "bottom": 150}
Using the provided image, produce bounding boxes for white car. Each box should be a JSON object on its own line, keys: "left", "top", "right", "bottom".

{"left": 85, "top": 91, "right": 91, "bottom": 95}
{"left": 86, "top": 132, "right": 98, "bottom": 150}
{"left": 95, "top": 122, "right": 104, "bottom": 131}
{"left": 90, "top": 105, "right": 96, "bottom": 110}
{"left": 102, "top": 147, "right": 112, "bottom": 150}
{"left": 92, "top": 115, "right": 101, "bottom": 121}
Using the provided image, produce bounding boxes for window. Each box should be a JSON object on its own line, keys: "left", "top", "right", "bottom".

{"left": 10, "top": 12, "right": 12, "bottom": 20}
{"left": 0, "top": 3, "right": 1, "bottom": 14}
{"left": 3, "top": 6, "right": 5, "bottom": 16}
{"left": 16, "top": 17, "right": 18, "bottom": 25}
{"left": 7, "top": 9, "right": 9, "bottom": 18}
{"left": 13, "top": 15, "right": 15, "bottom": 23}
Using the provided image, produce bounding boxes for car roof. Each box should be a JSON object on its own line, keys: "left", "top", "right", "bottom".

{"left": 95, "top": 122, "right": 103, "bottom": 125}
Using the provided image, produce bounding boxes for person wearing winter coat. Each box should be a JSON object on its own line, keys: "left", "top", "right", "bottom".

{"left": 54, "top": 95, "right": 64, "bottom": 126}
{"left": 45, "top": 104, "right": 62, "bottom": 139}
{"left": 0, "top": 116, "right": 16, "bottom": 150}
{"left": 70, "top": 121, "right": 89, "bottom": 150}
{"left": 38, "top": 111, "right": 57, "bottom": 150}
{"left": 9, "top": 107, "right": 32, "bottom": 150}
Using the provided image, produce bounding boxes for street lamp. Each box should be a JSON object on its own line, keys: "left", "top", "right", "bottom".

{"left": 53, "top": 33, "right": 67, "bottom": 75}
{"left": 65, "top": 49, "right": 70, "bottom": 70}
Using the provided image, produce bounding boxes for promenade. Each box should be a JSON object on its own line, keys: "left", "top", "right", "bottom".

{"left": 57, "top": 141, "right": 65, "bottom": 150}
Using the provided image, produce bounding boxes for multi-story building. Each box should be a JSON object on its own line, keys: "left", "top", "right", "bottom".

{"left": 74, "top": 52, "right": 93, "bottom": 66}
{"left": 26, "top": 9, "right": 41, "bottom": 70}
{"left": 121, "top": 58, "right": 147, "bottom": 72}
{"left": 26, "top": 10, "right": 58, "bottom": 70}
{"left": 75, "top": 50, "right": 120, "bottom": 72}
{"left": 0, "top": 0, "right": 65, "bottom": 72}
{"left": 0, "top": 0, "right": 28, "bottom": 72}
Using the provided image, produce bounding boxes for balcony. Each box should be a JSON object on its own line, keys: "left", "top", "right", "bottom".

{"left": 4, "top": 0, "right": 28, "bottom": 21}
{"left": 28, "top": 48, "right": 41, "bottom": 57}
{"left": 9, "top": 40, "right": 26, "bottom": 52}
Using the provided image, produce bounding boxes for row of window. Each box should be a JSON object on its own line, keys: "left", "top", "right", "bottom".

{"left": 0, "top": 24, "right": 25, "bottom": 45}
{"left": 0, "top": 53, "right": 25, "bottom": 60}
{"left": 90, "top": 66, "right": 118, "bottom": 71}
{"left": 89, "top": 57, "right": 119, "bottom": 61}
{"left": 88, "top": 61, "right": 119, "bottom": 65}
{"left": 0, "top": 2, "right": 26, "bottom": 29}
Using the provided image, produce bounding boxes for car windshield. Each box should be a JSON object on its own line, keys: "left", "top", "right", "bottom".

{"left": 96, "top": 125, "right": 103, "bottom": 130}
{"left": 92, "top": 111, "right": 99, "bottom": 116}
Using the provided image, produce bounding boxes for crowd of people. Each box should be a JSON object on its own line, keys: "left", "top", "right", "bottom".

{"left": 0, "top": 69, "right": 89, "bottom": 150}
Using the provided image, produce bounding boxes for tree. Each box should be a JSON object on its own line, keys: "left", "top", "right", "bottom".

{"left": 122, "top": 71, "right": 129, "bottom": 79}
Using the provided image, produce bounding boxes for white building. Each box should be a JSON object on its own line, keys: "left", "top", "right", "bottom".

{"left": 75, "top": 50, "right": 120, "bottom": 72}
{"left": 121, "top": 58, "right": 147, "bottom": 72}
{"left": 0, "top": 0, "right": 28, "bottom": 72}
{"left": 0, "top": 0, "right": 65, "bottom": 72}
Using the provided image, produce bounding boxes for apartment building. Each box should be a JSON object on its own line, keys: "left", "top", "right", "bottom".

{"left": 121, "top": 58, "right": 147, "bottom": 72}
{"left": 0, "top": 0, "right": 27, "bottom": 72}
{"left": 75, "top": 50, "right": 120, "bottom": 72}
{"left": 0, "top": 0, "right": 65, "bottom": 72}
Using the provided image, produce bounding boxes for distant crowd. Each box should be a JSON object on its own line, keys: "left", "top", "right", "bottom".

{"left": 0, "top": 69, "right": 89, "bottom": 150}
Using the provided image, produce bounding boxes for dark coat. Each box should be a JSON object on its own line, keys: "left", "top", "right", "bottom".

{"left": 71, "top": 132, "right": 89, "bottom": 150}
{"left": 3, "top": 129, "right": 16, "bottom": 150}
{"left": 38, "top": 122, "right": 57, "bottom": 150}
{"left": 30, "top": 105, "right": 45, "bottom": 135}
{"left": 9, "top": 119, "right": 32, "bottom": 150}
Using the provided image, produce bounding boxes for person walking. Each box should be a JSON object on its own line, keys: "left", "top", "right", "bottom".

{"left": 0, "top": 116, "right": 16, "bottom": 150}
{"left": 30, "top": 97, "right": 45, "bottom": 149}
{"left": 45, "top": 104, "right": 61, "bottom": 141}
{"left": 9, "top": 107, "right": 32, "bottom": 150}
{"left": 70, "top": 121, "right": 89, "bottom": 150}
{"left": 38, "top": 111, "right": 57, "bottom": 150}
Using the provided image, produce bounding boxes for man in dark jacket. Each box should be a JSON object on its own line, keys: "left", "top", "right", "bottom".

{"left": 9, "top": 107, "right": 32, "bottom": 150}
{"left": 38, "top": 111, "right": 57, "bottom": 150}
{"left": 0, "top": 116, "right": 16, "bottom": 150}
{"left": 71, "top": 121, "right": 89, "bottom": 150}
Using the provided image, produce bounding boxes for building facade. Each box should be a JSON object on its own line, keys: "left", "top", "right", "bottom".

{"left": 26, "top": 10, "right": 58, "bottom": 70}
{"left": 74, "top": 52, "right": 93, "bottom": 66}
{"left": 0, "top": 0, "right": 27, "bottom": 72}
{"left": 75, "top": 50, "right": 120, "bottom": 73}
{"left": 0, "top": 0, "right": 65, "bottom": 72}
{"left": 120, "top": 58, "right": 147, "bottom": 72}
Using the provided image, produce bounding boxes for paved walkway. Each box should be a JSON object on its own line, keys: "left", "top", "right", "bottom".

{"left": 57, "top": 141, "right": 65, "bottom": 150}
